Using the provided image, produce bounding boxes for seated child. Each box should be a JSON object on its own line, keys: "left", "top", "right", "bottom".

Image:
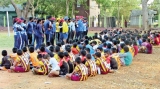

{"left": 10, "top": 47, "right": 18, "bottom": 63}
{"left": 94, "top": 52, "right": 110, "bottom": 74}
{"left": 118, "top": 46, "right": 133, "bottom": 66}
{"left": 139, "top": 39, "right": 147, "bottom": 53}
{"left": 146, "top": 39, "right": 152, "bottom": 54}
{"left": 154, "top": 34, "right": 160, "bottom": 45}
{"left": 104, "top": 50, "right": 111, "bottom": 69}
{"left": 120, "top": 43, "right": 125, "bottom": 53}
{"left": 10, "top": 50, "right": 30, "bottom": 72}
{"left": 39, "top": 46, "right": 48, "bottom": 57}
{"left": 64, "top": 52, "right": 74, "bottom": 73}
{"left": 96, "top": 47, "right": 105, "bottom": 59}
{"left": 84, "top": 48, "right": 95, "bottom": 61}
{"left": 65, "top": 45, "right": 75, "bottom": 61}
{"left": 32, "top": 54, "right": 48, "bottom": 75}
{"left": 29, "top": 46, "right": 39, "bottom": 68}
{"left": 54, "top": 46, "right": 61, "bottom": 62}
{"left": 71, "top": 42, "right": 80, "bottom": 55}
{"left": 49, "top": 46, "right": 54, "bottom": 53}
{"left": 133, "top": 41, "right": 138, "bottom": 56}
{"left": 46, "top": 42, "right": 52, "bottom": 50}
{"left": 48, "top": 53, "right": 60, "bottom": 77}
{"left": 66, "top": 57, "right": 88, "bottom": 81}
{"left": 111, "top": 48, "right": 121, "bottom": 68}
{"left": 22, "top": 47, "right": 30, "bottom": 59}
{"left": 80, "top": 50, "right": 87, "bottom": 64}
{"left": 85, "top": 54, "right": 97, "bottom": 77}
{"left": 0, "top": 50, "right": 11, "bottom": 70}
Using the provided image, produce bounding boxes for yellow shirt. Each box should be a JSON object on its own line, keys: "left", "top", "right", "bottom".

{"left": 30, "top": 52, "right": 39, "bottom": 67}
{"left": 120, "top": 49, "right": 125, "bottom": 53}
{"left": 62, "top": 21, "right": 68, "bottom": 33}
{"left": 54, "top": 53, "right": 60, "bottom": 62}
{"left": 56, "top": 22, "right": 60, "bottom": 32}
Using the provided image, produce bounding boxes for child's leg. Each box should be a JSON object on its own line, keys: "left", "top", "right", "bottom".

{"left": 48, "top": 70, "right": 60, "bottom": 77}
{"left": 66, "top": 73, "right": 72, "bottom": 80}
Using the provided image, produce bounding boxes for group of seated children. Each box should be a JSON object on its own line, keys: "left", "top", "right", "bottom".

{"left": 0, "top": 29, "right": 155, "bottom": 81}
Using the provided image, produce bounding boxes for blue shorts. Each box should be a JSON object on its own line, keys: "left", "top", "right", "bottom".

{"left": 62, "top": 33, "right": 68, "bottom": 39}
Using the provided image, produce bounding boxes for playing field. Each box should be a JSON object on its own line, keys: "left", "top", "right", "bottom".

{"left": 0, "top": 31, "right": 160, "bottom": 89}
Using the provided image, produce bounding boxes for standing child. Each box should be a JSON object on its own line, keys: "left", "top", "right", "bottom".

{"left": 85, "top": 54, "right": 97, "bottom": 77}
{"left": 0, "top": 50, "right": 11, "bottom": 70}
{"left": 66, "top": 57, "right": 88, "bottom": 81}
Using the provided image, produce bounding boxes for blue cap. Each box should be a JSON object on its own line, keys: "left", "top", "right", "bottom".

{"left": 64, "top": 16, "right": 69, "bottom": 20}
{"left": 20, "top": 17, "right": 25, "bottom": 20}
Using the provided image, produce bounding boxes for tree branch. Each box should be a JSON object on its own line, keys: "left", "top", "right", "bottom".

{"left": 35, "top": 0, "right": 40, "bottom": 10}
{"left": 10, "top": 0, "right": 18, "bottom": 10}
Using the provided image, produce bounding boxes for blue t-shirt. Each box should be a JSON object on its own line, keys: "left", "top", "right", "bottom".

{"left": 78, "top": 20, "right": 83, "bottom": 31}
{"left": 27, "top": 21, "right": 33, "bottom": 34}
{"left": 44, "top": 20, "right": 51, "bottom": 34}
{"left": 51, "top": 22, "right": 56, "bottom": 33}
{"left": 119, "top": 52, "right": 133, "bottom": 66}
{"left": 35, "top": 24, "right": 43, "bottom": 38}
{"left": 86, "top": 44, "right": 94, "bottom": 54}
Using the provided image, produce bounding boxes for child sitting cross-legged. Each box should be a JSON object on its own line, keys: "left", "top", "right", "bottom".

{"left": 0, "top": 50, "right": 11, "bottom": 70}
{"left": 66, "top": 57, "right": 88, "bottom": 81}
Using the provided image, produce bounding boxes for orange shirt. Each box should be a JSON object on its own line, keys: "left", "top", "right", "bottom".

{"left": 71, "top": 48, "right": 79, "bottom": 55}
{"left": 30, "top": 52, "right": 39, "bottom": 67}
{"left": 10, "top": 53, "right": 18, "bottom": 62}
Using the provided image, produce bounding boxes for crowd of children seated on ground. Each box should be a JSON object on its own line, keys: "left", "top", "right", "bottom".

{"left": 0, "top": 29, "right": 157, "bottom": 81}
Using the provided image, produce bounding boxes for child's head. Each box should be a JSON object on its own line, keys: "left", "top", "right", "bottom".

{"left": 37, "top": 54, "right": 43, "bottom": 61}
{"left": 104, "top": 50, "right": 110, "bottom": 57}
{"left": 80, "top": 50, "right": 86, "bottom": 56}
{"left": 84, "top": 48, "right": 90, "bottom": 54}
{"left": 75, "top": 57, "right": 81, "bottom": 65}
{"left": 94, "top": 52, "right": 101, "bottom": 58}
{"left": 111, "top": 48, "right": 117, "bottom": 54}
{"left": 40, "top": 46, "right": 46, "bottom": 52}
{"left": 2, "top": 50, "right": 7, "bottom": 56}
{"left": 65, "top": 45, "right": 71, "bottom": 52}
{"left": 86, "top": 54, "right": 91, "bottom": 60}
{"left": 120, "top": 43, "right": 126, "bottom": 49}
{"left": 133, "top": 41, "right": 137, "bottom": 46}
{"left": 92, "top": 41, "right": 97, "bottom": 46}
{"left": 125, "top": 40, "right": 129, "bottom": 45}
{"left": 56, "top": 42, "right": 62, "bottom": 47}
{"left": 107, "top": 43, "right": 112, "bottom": 49}
{"left": 22, "top": 47, "right": 27, "bottom": 52}
{"left": 12, "top": 47, "right": 17, "bottom": 53}
{"left": 147, "top": 38, "right": 151, "bottom": 43}
{"left": 142, "top": 38, "right": 146, "bottom": 42}
{"left": 46, "top": 42, "right": 51, "bottom": 46}
{"left": 49, "top": 46, "right": 54, "bottom": 52}
{"left": 73, "top": 42, "right": 77, "bottom": 48}
{"left": 124, "top": 46, "right": 129, "bottom": 52}
{"left": 49, "top": 53, "right": 54, "bottom": 58}
{"left": 29, "top": 46, "right": 34, "bottom": 53}
{"left": 17, "top": 49, "right": 23, "bottom": 56}
{"left": 97, "top": 47, "right": 103, "bottom": 53}
{"left": 55, "top": 46, "right": 60, "bottom": 53}
{"left": 63, "top": 52, "right": 69, "bottom": 58}
{"left": 58, "top": 52, "right": 64, "bottom": 59}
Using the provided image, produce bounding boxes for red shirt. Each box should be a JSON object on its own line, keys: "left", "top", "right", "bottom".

{"left": 71, "top": 48, "right": 79, "bottom": 55}
{"left": 133, "top": 45, "right": 138, "bottom": 56}
{"left": 106, "top": 56, "right": 111, "bottom": 64}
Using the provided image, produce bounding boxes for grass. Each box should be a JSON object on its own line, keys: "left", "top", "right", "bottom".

{"left": 0, "top": 31, "right": 95, "bottom": 50}
{"left": 0, "top": 32, "right": 14, "bottom": 49}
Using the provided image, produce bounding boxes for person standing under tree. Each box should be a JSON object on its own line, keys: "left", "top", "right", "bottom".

{"left": 44, "top": 16, "right": 52, "bottom": 44}
{"left": 27, "top": 17, "right": 34, "bottom": 45}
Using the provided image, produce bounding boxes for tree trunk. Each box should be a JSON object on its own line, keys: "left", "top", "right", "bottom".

{"left": 10, "top": 0, "right": 22, "bottom": 17}
{"left": 142, "top": 0, "right": 149, "bottom": 30}
{"left": 66, "top": 0, "right": 69, "bottom": 16}
{"left": 71, "top": 2, "right": 75, "bottom": 18}
{"left": 31, "top": 9, "right": 35, "bottom": 18}
{"left": 24, "top": 0, "right": 30, "bottom": 19}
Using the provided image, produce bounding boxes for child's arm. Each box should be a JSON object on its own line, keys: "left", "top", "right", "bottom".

{"left": 118, "top": 53, "right": 127, "bottom": 58}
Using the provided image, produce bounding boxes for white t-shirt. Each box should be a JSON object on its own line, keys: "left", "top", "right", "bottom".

{"left": 93, "top": 45, "right": 98, "bottom": 51}
{"left": 49, "top": 58, "right": 60, "bottom": 71}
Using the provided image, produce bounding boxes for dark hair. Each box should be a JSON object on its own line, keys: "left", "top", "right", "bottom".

{"left": 58, "top": 52, "right": 64, "bottom": 59}
{"left": 47, "top": 16, "right": 52, "bottom": 19}
{"left": 125, "top": 40, "right": 129, "bottom": 45}
{"left": 65, "top": 45, "right": 71, "bottom": 52}
{"left": 80, "top": 50, "right": 86, "bottom": 56}
{"left": 120, "top": 43, "right": 126, "bottom": 49}
{"left": 147, "top": 38, "right": 150, "bottom": 43}
{"left": 84, "top": 40, "right": 89, "bottom": 45}
{"left": 37, "top": 19, "right": 42, "bottom": 24}
{"left": 29, "top": 17, "right": 33, "bottom": 21}
{"left": 29, "top": 46, "right": 34, "bottom": 53}
{"left": 142, "top": 38, "right": 146, "bottom": 42}
{"left": 46, "top": 42, "right": 51, "bottom": 46}
{"left": 41, "top": 43, "right": 46, "bottom": 47}
{"left": 113, "top": 40, "right": 117, "bottom": 45}
{"left": 92, "top": 41, "right": 97, "bottom": 45}
{"left": 22, "top": 47, "right": 27, "bottom": 52}
{"left": 107, "top": 43, "right": 112, "bottom": 49}
{"left": 56, "top": 42, "right": 61, "bottom": 47}
{"left": 37, "top": 54, "right": 43, "bottom": 59}
{"left": 97, "top": 47, "right": 103, "bottom": 51}
{"left": 64, "top": 52, "right": 69, "bottom": 57}
{"left": 86, "top": 54, "right": 91, "bottom": 59}
{"left": 12, "top": 47, "right": 17, "bottom": 53}
{"left": 112, "top": 48, "right": 117, "bottom": 53}
{"left": 17, "top": 50, "right": 23, "bottom": 56}
{"left": 124, "top": 46, "right": 129, "bottom": 52}
{"left": 75, "top": 57, "right": 81, "bottom": 64}
{"left": 104, "top": 49, "right": 110, "bottom": 54}
{"left": 85, "top": 48, "right": 90, "bottom": 53}
{"left": 49, "top": 53, "right": 54, "bottom": 57}
{"left": 73, "top": 42, "right": 77, "bottom": 48}
{"left": 2, "top": 50, "right": 7, "bottom": 56}
{"left": 49, "top": 46, "right": 54, "bottom": 52}
{"left": 55, "top": 46, "right": 60, "bottom": 53}
{"left": 95, "top": 52, "right": 101, "bottom": 58}
{"left": 40, "top": 46, "right": 45, "bottom": 52}
{"left": 133, "top": 41, "right": 137, "bottom": 46}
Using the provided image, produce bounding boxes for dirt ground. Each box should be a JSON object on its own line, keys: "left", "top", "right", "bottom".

{"left": 0, "top": 47, "right": 160, "bottom": 89}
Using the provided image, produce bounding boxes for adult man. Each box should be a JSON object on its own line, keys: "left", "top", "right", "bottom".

{"left": 61, "top": 17, "right": 69, "bottom": 43}
{"left": 27, "top": 17, "right": 34, "bottom": 45}
{"left": 76, "top": 17, "right": 84, "bottom": 39}
{"left": 69, "top": 18, "right": 76, "bottom": 40}
{"left": 44, "top": 16, "right": 52, "bottom": 44}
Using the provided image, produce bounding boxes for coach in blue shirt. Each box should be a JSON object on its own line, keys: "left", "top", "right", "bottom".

{"left": 76, "top": 18, "right": 84, "bottom": 39}
{"left": 44, "top": 16, "right": 52, "bottom": 44}
{"left": 27, "top": 17, "right": 34, "bottom": 45}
